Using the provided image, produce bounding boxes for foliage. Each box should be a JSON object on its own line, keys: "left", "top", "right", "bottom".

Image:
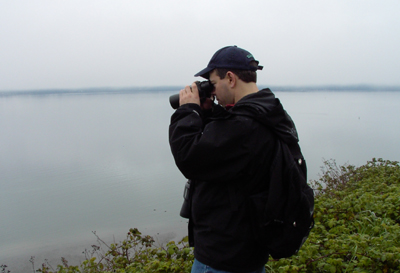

{"left": 1, "top": 264, "right": 10, "bottom": 273}
{"left": 9, "top": 158, "right": 400, "bottom": 272}
{"left": 266, "top": 158, "right": 400, "bottom": 272}
{"left": 36, "top": 228, "right": 193, "bottom": 273}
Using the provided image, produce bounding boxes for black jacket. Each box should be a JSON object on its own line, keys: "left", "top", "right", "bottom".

{"left": 169, "top": 89, "right": 299, "bottom": 272}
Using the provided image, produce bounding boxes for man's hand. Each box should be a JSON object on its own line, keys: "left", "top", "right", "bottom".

{"left": 179, "top": 82, "right": 214, "bottom": 110}
{"left": 179, "top": 82, "right": 200, "bottom": 106}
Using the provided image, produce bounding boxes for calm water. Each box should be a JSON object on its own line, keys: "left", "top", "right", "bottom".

{"left": 1, "top": 90, "right": 399, "bottom": 272}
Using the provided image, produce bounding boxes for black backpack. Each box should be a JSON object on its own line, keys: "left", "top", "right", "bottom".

{"left": 234, "top": 95, "right": 314, "bottom": 259}
{"left": 261, "top": 139, "right": 314, "bottom": 259}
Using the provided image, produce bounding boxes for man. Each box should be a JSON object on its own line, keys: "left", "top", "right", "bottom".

{"left": 169, "top": 46, "right": 301, "bottom": 273}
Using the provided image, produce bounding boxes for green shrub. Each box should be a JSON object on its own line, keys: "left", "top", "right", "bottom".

{"left": 30, "top": 158, "right": 400, "bottom": 272}
{"left": 36, "top": 228, "right": 193, "bottom": 273}
{"left": 267, "top": 158, "right": 400, "bottom": 272}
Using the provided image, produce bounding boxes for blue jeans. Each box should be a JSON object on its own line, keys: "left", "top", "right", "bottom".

{"left": 191, "top": 259, "right": 266, "bottom": 273}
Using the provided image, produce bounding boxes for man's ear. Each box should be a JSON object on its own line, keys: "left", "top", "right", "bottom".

{"left": 226, "top": 71, "right": 237, "bottom": 88}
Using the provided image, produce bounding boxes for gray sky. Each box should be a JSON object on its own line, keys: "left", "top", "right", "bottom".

{"left": 1, "top": 0, "right": 399, "bottom": 91}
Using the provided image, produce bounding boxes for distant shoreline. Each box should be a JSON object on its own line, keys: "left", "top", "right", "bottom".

{"left": 1, "top": 85, "right": 400, "bottom": 97}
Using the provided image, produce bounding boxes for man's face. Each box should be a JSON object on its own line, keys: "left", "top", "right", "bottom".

{"left": 209, "top": 70, "right": 233, "bottom": 107}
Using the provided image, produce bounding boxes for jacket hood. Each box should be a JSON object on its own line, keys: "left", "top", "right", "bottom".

{"left": 231, "top": 88, "right": 299, "bottom": 144}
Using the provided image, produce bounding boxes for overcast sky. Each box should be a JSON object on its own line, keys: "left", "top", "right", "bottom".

{"left": 1, "top": 0, "right": 399, "bottom": 90}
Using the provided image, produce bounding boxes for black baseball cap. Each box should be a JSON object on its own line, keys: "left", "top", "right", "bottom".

{"left": 194, "top": 45, "right": 263, "bottom": 79}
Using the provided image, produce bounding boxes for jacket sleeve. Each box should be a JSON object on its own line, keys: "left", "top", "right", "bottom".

{"left": 169, "top": 103, "right": 262, "bottom": 182}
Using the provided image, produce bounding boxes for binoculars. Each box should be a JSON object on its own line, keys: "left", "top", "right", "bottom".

{"left": 169, "top": 81, "right": 214, "bottom": 109}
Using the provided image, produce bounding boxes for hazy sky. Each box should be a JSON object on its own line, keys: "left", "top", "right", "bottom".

{"left": 1, "top": 0, "right": 399, "bottom": 90}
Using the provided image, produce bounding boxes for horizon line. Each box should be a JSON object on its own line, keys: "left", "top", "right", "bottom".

{"left": 1, "top": 84, "right": 400, "bottom": 94}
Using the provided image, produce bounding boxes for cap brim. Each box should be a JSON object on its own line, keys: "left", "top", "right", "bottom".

{"left": 194, "top": 66, "right": 214, "bottom": 79}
